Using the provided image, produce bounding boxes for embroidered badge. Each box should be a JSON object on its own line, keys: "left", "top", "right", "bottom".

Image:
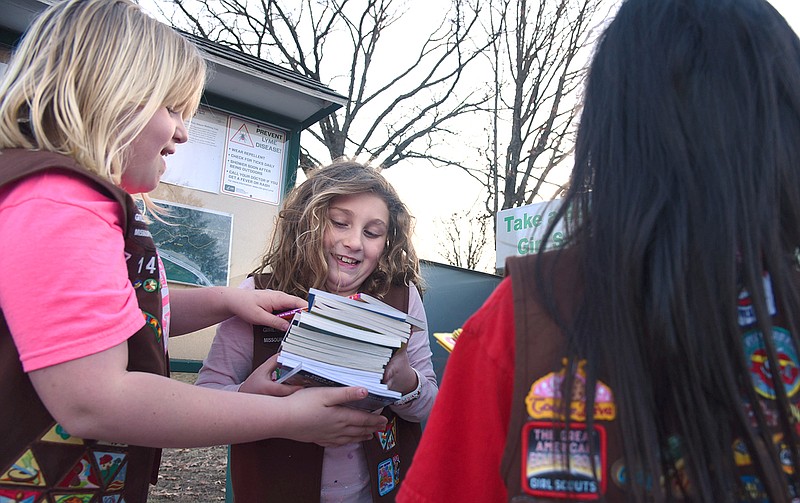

{"left": 743, "top": 327, "right": 800, "bottom": 399}
{"left": 93, "top": 451, "right": 126, "bottom": 487}
{"left": 142, "top": 311, "right": 163, "bottom": 345}
{"left": 378, "top": 417, "right": 397, "bottom": 451}
{"left": 377, "top": 457, "right": 397, "bottom": 496}
{"left": 739, "top": 475, "right": 767, "bottom": 502}
{"left": 142, "top": 278, "right": 159, "bottom": 293}
{"left": 52, "top": 493, "right": 93, "bottom": 502}
{"left": 737, "top": 273, "right": 777, "bottom": 327}
{"left": 105, "top": 463, "right": 127, "bottom": 492}
{"left": 773, "top": 433, "right": 795, "bottom": 475}
{"left": 525, "top": 360, "right": 616, "bottom": 421}
{"left": 57, "top": 454, "right": 101, "bottom": 489}
{"left": 733, "top": 439, "right": 752, "bottom": 467}
{"left": 521, "top": 421, "right": 606, "bottom": 499}
{"left": 392, "top": 454, "right": 400, "bottom": 482}
{"left": 0, "top": 449, "right": 45, "bottom": 486}
{"left": 609, "top": 459, "right": 657, "bottom": 493}
{"left": 0, "top": 488, "right": 42, "bottom": 502}
{"left": 663, "top": 436, "right": 690, "bottom": 499}
{"left": 41, "top": 423, "right": 83, "bottom": 445}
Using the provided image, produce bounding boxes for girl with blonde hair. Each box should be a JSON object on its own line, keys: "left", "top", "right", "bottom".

{"left": 0, "top": 2, "right": 386, "bottom": 502}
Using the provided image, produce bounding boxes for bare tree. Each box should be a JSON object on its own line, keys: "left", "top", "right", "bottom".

{"left": 148, "top": 0, "right": 497, "bottom": 173}
{"left": 437, "top": 209, "right": 490, "bottom": 271}
{"left": 467, "top": 0, "right": 609, "bottom": 228}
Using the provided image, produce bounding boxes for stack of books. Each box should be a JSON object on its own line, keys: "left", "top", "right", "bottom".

{"left": 276, "top": 288, "right": 426, "bottom": 411}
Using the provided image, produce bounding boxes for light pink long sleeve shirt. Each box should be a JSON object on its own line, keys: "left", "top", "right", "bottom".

{"left": 196, "top": 276, "right": 438, "bottom": 503}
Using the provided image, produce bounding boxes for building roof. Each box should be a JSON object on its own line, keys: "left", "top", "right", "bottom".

{"left": 0, "top": 0, "right": 347, "bottom": 129}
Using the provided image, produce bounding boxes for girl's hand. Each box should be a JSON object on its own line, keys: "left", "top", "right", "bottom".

{"left": 169, "top": 287, "right": 306, "bottom": 335}
{"left": 285, "top": 386, "right": 389, "bottom": 446}
{"left": 382, "top": 346, "right": 418, "bottom": 394}
{"left": 239, "top": 354, "right": 302, "bottom": 396}
{"left": 223, "top": 288, "right": 306, "bottom": 331}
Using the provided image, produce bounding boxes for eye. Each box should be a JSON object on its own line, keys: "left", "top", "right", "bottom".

{"left": 364, "top": 227, "right": 385, "bottom": 239}
{"left": 166, "top": 106, "right": 181, "bottom": 117}
{"left": 331, "top": 220, "right": 348, "bottom": 228}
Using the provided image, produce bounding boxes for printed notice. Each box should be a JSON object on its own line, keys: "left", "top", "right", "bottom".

{"left": 162, "top": 107, "right": 227, "bottom": 194}
{"left": 221, "top": 117, "right": 286, "bottom": 205}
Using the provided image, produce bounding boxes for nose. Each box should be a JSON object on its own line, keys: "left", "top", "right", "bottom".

{"left": 341, "top": 227, "right": 363, "bottom": 251}
{"left": 173, "top": 115, "right": 188, "bottom": 144}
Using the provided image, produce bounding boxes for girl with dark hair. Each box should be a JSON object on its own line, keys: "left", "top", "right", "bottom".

{"left": 398, "top": 0, "right": 800, "bottom": 501}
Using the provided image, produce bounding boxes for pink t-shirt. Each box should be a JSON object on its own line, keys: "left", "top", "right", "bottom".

{"left": 0, "top": 171, "right": 147, "bottom": 372}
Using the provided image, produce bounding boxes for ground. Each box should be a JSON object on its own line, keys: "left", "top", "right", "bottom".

{"left": 147, "top": 372, "right": 229, "bottom": 503}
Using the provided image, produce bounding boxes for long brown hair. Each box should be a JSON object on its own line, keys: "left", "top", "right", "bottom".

{"left": 255, "top": 160, "right": 422, "bottom": 299}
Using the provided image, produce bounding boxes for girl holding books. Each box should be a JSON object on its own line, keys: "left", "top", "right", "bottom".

{"left": 197, "top": 160, "right": 438, "bottom": 502}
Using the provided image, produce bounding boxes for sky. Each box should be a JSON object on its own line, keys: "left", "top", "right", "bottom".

{"left": 140, "top": 0, "right": 800, "bottom": 273}
{"left": 383, "top": 0, "right": 800, "bottom": 272}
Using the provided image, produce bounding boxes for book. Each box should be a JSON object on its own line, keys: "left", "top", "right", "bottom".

{"left": 294, "top": 310, "right": 404, "bottom": 348}
{"left": 433, "top": 328, "right": 462, "bottom": 353}
{"left": 275, "top": 289, "right": 417, "bottom": 411}
{"left": 309, "top": 296, "right": 412, "bottom": 339}
{"left": 276, "top": 355, "right": 401, "bottom": 412}
{"left": 308, "top": 288, "right": 427, "bottom": 331}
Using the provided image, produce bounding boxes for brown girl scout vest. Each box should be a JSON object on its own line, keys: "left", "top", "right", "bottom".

{"left": 0, "top": 149, "right": 168, "bottom": 503}
{"left": 501, "top": 252, "right": 626, "bottom": 502}
{"left": 229, "top": 275, "right": 422, "bottom": 503}
{"left": 502, "top": 251, "right": 800, "bottom": 502}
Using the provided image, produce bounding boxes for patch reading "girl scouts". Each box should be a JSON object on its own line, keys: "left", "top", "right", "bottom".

{"left": 525, "top": 360, "right": 616, "bottom": 421}
{"left": 521, "top": 422, "right": 606, "bottom": 499}
{"left": 743, "top": 327, "right": 800, "bottom": 400}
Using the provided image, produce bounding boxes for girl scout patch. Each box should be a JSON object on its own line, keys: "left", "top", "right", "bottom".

{"left": 525, "top": 360, "right": 616, "bottom": 421}
{"left": 378, "top": 417, "right": 397, "bottom": 450}
{"left": 521, "top": 422, "right": 606, "bottom": 499}
{"left": 743, "top": 327, "right": 800, "bottom": 399}
{"left": 377, "top": 457, "right": 398, "bottom": 496}
{"left": 737, "top": 273, "right": 777, "bottom": 327}
{"left": 142, "top": 312, "right": 163, "bottom": 345}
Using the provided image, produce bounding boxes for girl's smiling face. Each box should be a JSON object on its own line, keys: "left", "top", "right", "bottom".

{"left": 323, "top": 192, "right": 389, "bottom": 296}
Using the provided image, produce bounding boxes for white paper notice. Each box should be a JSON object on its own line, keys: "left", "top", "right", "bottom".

{"left": 221, "top": 117, "right": 286, "bottom": 205}
{"left": 162, "top": 107, "right": 227, "bottom": 194}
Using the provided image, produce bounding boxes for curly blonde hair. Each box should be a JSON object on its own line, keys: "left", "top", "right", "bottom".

{"left": 0, "top": 0, "right": 206, "bottom": 188}
{"left": 256, "top": 160, "right": 422, "bottom": 299}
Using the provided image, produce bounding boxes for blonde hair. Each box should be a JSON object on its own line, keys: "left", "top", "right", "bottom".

{"left": 0, "top": 0, "right": 206, "bottom": 187}
{"left": 256, "top": 160, "right": 423, "bottom": 299}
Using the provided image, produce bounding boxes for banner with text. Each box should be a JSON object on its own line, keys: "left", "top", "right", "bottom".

{"left": 495, "top": 199, "right": 566, "bottom": 270}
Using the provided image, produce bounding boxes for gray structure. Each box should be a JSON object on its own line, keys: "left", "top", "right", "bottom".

{"left": 420, "top": 260, "right": 503, "bottom": 383}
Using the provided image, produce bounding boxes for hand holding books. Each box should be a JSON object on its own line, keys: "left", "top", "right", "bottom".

{"left": 275, "top": 288, "right": 427, "bottom": 411}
